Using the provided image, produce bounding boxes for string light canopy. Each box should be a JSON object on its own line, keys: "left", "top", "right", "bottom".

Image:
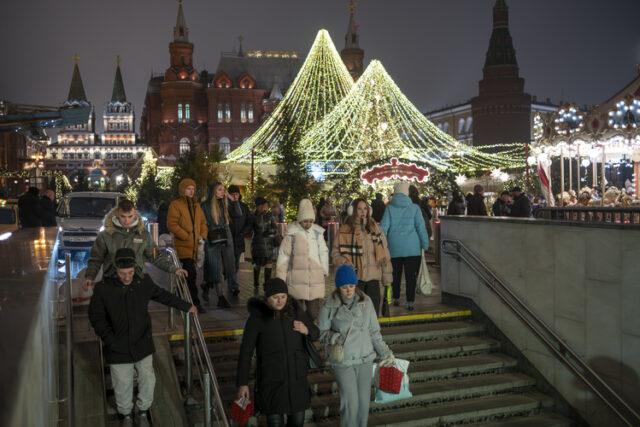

{"left": 299, "top": 59, "right": 525, "bottom": 178}
{"left": 224, "top": 29, "right": 354, "bottom": 164}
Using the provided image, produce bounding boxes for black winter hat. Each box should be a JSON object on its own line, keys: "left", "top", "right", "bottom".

{"left": 255, "top": 196, "right": 268, "bottom": 207}
{"left": 114, "top": 248, "right": 136, "bottom": 269}
{"left": 264, "top": 278, "right": 288, "bottom": 298}
{"left": 228, "top": 184, "right": 240, "bottom": 194}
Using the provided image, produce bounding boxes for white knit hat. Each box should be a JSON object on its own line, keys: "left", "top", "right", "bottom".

{"left": 394, "top": 182, "right": 409, "bottom": 196}
{"left": 297, "top": 199, "right": 315, "bottom": 222}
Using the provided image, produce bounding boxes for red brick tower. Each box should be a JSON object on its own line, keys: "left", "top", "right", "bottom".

{"left": 471, "top": 0, "right": 531, "bottom": 146}
{"left": 340, "top": 1, "right": 364, "bottom": 81}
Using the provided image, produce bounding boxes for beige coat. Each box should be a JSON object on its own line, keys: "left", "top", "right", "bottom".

{"left": 276, "top": 222, "right": 329, "bottom": 301}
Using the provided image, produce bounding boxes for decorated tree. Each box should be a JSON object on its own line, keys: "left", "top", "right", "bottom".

{"left": 224, "top": 29, "right": 354, "bottom": 164}
{"left": 172, "top": 145, "right": 224, "bottom": 200}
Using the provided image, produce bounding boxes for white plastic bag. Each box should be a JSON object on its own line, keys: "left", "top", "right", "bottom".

{"left": 372, "top": 358, "right": 412, "bottom": 403}
{"left": 196, "top": 238, "right": 205, "bottom": 269}
{"left": 416, "top": 251, "right": 432, "bottom": 295}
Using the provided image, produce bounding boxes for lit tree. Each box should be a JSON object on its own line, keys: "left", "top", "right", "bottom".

{"left": 224, "top": 29, "right": 354, "bottom": 164}
{"left": 300, "top": 60, "right": 526, "bottom": 179}
{"left": 172, "top": 145, "right": 224, "bottom": 200}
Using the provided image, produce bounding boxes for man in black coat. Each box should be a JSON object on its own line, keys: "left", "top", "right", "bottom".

{"left": 227, "top": 185, "right": 250, "bottom": 295}
{"left": 467, "top": 185, "right": 488, "bottom": 216}
{"left": 89, "top": 248, "right": 196, "bottom": 426}
{"left": 371, "top": 193, "right": 386, "bottom": 223}
{"left": 18, "top": 186, "right": 42, "bottom": 227}
{"left": 509, "top": 187, "right": 532, "bottom": 218}
{"left": 39, "top": 189, "right": 57, "bottom": 226}
{"left": 492, "top": 191, "right": 512, "bottom": 217}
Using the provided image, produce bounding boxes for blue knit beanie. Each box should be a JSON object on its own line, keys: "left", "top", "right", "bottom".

{"left": 335, "top": 264, "right": 358, "bottom": 288}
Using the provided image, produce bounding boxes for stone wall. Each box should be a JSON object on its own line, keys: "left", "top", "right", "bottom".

{"left": 440, "top": 216, "right": 640, "bottom": 426}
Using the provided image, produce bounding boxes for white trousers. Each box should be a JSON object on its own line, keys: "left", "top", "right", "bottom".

{"left": 109, "top": 354, "right": 156, "bottom": 415}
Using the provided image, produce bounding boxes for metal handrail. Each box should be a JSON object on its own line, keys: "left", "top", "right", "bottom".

{"left": 441, "top": 239, "right": 640, "bottom": 426}
{"left": 164, "top": 247, "right": 230, "bottom": 427}
{"left": 64, "top": 252, "right": 75, "bottom": 427}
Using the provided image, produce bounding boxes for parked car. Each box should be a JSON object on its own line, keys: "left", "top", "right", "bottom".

{"left": 56, "top": 192, "right": 121, "bottom": 254}
{"left": 0, "top": 199, "right": 19, "bottom": 235}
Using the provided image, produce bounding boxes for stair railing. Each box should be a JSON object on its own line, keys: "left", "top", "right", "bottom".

{"left": 165, "top": 247, "right": 230, "bottom": 427}
{"left": 442, "top": 239, "right": 640, "bottom": 427}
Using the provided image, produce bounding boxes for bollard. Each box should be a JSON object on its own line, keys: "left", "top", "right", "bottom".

{"left": 204, "top": 372, "right": 212, "bottom": 427}
{"left": 185, "top": 311, "right": 192, "bottom": 395}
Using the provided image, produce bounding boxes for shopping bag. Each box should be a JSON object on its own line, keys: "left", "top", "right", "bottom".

{"left": 372, "top": 358, "right": 412, "bottom": 403}
{"left": 230, "top": 397, "right": 253, "bottom": 425}
{"left": 196, "top": 238, "right": 205, "bottom": 269}
{"left": 416, "top": 251, "right": 432, "bottom": 296}
{"left": 378, "top": 366, "right": 404, "bottom": 394}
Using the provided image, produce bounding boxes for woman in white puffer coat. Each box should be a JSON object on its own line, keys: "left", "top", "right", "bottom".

{"left": 276, "top": 199, "right": 329, "bottom": 320}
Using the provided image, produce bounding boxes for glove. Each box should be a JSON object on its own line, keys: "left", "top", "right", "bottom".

{"left": 379, "top": 353, "right": 396, "bottom": 367}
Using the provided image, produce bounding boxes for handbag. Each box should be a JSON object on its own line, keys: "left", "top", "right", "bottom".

{"left": 230, "top": 397, "right": 253, "bottom": 425}
{"left": 207, "top": 227, "right": 227, "bottom": 245}
{"left": 326, "top": 318, "right": 354, "bottom": 364}
{"left": 372, "top": 358, "right": 412, "bottom": 403}
{"left": 305, "top": 336, "right": 323, "bottom": 369}
{"left": 416, "top": 250, "right": 432, "bottom": 295}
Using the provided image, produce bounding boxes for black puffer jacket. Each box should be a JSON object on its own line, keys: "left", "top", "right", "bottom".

{"left": 228, "top": 197, "right": 250, "bottom": 256}
{"left": 467, "top": 194, "right": 487, "bottom": 216}
{"left": 88, "top": 274, "right": 191, "bottom": 364}
{"left": 250, "top": 210, "right": 278, "bottom": 261}
{"left": 236, "top": 297, "right": 319, "bottom": 415}
{"left": 510, "top": 194, "right": 532, "bottom": 218}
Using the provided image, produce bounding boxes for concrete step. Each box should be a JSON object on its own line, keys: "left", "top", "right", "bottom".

{"left": 390, "top": 336, "right": 502, "bottom": 361}
{"left": 473, "top": 413, "right": 574, "bottom": 426}
{"left": 309, "top": 372, "right": 536, "bottom": 419}
{"left": 380, "top": 320, "right": 485, "bottom": 344}
{"left": 366, "top": 391, "right": 556, "bottom": 426}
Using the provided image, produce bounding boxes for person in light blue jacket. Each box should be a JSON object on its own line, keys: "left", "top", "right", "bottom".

{"left": 380, "top": 182, "right": 430, "bottom": 310}
{"left": 318, "top": 264, "right": 395, "bottom": 427}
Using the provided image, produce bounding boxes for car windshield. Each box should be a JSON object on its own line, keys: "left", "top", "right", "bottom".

{"left": 68, "top": 197, "right": 115, "bottom": 218}
{"left": 0, "top": 208, "right": 15, "bottom": 224}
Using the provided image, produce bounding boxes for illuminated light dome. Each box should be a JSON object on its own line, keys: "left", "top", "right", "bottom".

{"left": 224, "top": 29, "right": 354, "bottom": 163}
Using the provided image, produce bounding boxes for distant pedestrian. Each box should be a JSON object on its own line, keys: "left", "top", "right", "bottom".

{"left": 236, "top": 278, "right": 319, "bottom": 427}
{"left": 492, "top": 191, "right": 512, "bottom": 217}
{"left": 201, "top": 182, "right": 236, "bottom": 308}
{"left": 370, "top": 193, "right": 386, "bottom": 223}
{"left": 380, "top": 182, "right": 430, "bottom": 311}
{"left": 466, "top": 185, "right": 488, "bottom": 216}
{"left": 167, "top": 178, "right": 208, "bottom": 313}
{"left": 39, "top": 189, "right": 57, "bottom": 226}
{"left": 89, "top": 248, "right": 197, "bottom": 427}
{"left": 331, "top": 198, "right": 392, "bottom": 316}
{"left": 509, "top": 187, "right": 532, "bottom": 217}
{"left": 18, "top": 186, "right": 42, "bottom": 227}
{"left": 276, "top": 199, "right": 329, "bottom": 320}
{"left": 250, "top": 196, "right": 279, "bottom": 291}
{"left": 156, "top": 201, "right": 170, "bottom": 235}
{"left": 227, "top": 184, "right": 250, "bottom": 289}
{"left": 317, "top": 264, "right": 395, "bottom": 427}
{"left": 315, "top": 197, "right": 326, "bottom": 225}
{"left": 271, "top": 199, "right": 284, "bottom": 223}
{"left": 447, "top": 191, "right": 466, "bottom": 215}
{"left": 319, "top": 196, "right": 337, "bottom": 228}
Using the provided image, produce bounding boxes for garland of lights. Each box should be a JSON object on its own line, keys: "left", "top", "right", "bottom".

{"left": 299, "top": 60, "right": 525, "bottom": 178}
{"left": 224, "top": 29, "right": 354, "bottom": 164}
{"left": 0, "top": 169, "right": 72, "bottom": 200}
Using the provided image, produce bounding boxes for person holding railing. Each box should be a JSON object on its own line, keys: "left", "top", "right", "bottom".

{"left": 236, "top": 278, "right": 319, "bottom": 427}
{"left": 89, "top": 248, "right": 197, "bottom": 427}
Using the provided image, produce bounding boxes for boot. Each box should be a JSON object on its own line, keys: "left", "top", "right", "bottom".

{"left": 119, "top": 413, "right": 133, "bottom": 427}
{"left": 263, "top": 267, "right": 272, "bottom": 285}
{"left": 201, "top": 283, "right": 210, "bottom": 303}
{"left": 136, "top": 410, "right": 151, "bottom": 427}
{"left": 253, "top": 267, "right": 261, "bottom": 290}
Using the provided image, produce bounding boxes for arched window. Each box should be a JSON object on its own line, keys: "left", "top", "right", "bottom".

{"left": 240, "top": 104, "right": 246, "bottom": 123}
{"left": 94, "top": 152, "right": 101, "bottom": 159}
{"left": 458, "top": 118, "right": 466, "bottom": 134}
{"left": 225, "top": 104, "right": 231, "bottom": 122}
{"left": 179, "top": 137, "right": 190, "bottom": 155}
{"left": 185, "top": 104, "right": 190, "bottom": 121}
{"left": 178, "top": 103, "right": 183, "bottom": 121}
{"left": 466, "top": 117, "right": 473, "bottom": 133}
{"left": 437, "top": 123, "right": 443, "bottom": 130}
{"left": 248, "top": 104, "right": 254, "bottom": 122}
{"left": 219, "top": 137, "right": 231, "bottom": 155}
{"left": 217, "top": 104, "right": 223, "bottom": 123}
{"left": 443, "top": 122, "right": 450, "bottom": 134}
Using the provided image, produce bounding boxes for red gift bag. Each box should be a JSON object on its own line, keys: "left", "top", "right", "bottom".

{"left": 231, "top": 397, "right": 254, "bottom": 425}
{"left": 378, "top": 366, "right": 403, "bottom": 394}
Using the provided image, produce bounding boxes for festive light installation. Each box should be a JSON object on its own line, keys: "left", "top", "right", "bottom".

{"left": 299, "top": 60, "right": 525, "bottom": 178}
{"left": 554, "top": 103, "right": 584, "bottom": 135}
{"left": 608, "top": 98, "right": 640, "bottom": 129}
{"left": 224, "top": 29, "right": 354, "bottom": 163}
{"left": 360, "top": 158, "right": 430, "bottom": 185}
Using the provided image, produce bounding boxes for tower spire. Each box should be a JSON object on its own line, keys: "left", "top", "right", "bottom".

{"left": 484, "top": 0, "right": 517, "bottom": 67}
{"left": 173, "top": 0, "right": 189, "bottom": 42}
{"left": 238, "top": 35, "right": 244, "bottom": 57}
{"left": 111, "top": 56, "right": 127, "bottom": 103}
{"left": 66, "top": 54, "right": 88, "bottom": 104}
{"left": 344, "top": 1, "right": 359, "bottom": 49}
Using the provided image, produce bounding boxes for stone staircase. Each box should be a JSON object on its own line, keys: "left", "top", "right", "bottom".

{"left": 172, "top": 310, "right": 575, "bottom": 426}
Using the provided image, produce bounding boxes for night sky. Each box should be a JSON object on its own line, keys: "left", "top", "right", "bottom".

{"left": 1, "top": 0, "right": 639, "bottom": 135}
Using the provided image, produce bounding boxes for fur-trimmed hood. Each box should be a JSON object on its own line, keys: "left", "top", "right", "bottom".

{"left": 247, "top": 296, "right": 302, "bottom": 319}
{"left": 104, "top": 208, "right": 145, "bottom": 235}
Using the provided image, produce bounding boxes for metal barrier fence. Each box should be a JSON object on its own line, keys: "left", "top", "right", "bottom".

{"left": 535, "top": 207, "right": 640, "bottom": 224}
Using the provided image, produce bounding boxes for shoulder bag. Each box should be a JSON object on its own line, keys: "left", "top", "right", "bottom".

{"left": 327, "top": 318, "right": 355, "bottom": 364}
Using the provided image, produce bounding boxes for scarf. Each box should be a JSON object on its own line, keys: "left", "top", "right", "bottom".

{"left": 337, "top": 222, "right": 387, "bottom": 275}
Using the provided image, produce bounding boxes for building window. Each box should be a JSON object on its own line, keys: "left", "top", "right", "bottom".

{"left": 225, "top": 103, "right": 231, "bottom": 122}
{"left": 217, "top": 104, "right": 223, "bottom": 122}
{"left": 94, "top": 152, "right": 101, "bottom": 159}
{"left": 185, "top": 104, "right": 190, "bottom": 121}
{"left": 443, "top": 122, "right": 450, "bottom": 134}
{"left": 178, "top": 103, "right": 183, "bottom": 121}
{"left": 248, "top": 104, "right": 254, "bottom": 122}
{"left": 126, "top": 153, "right": 132, "bottom": 159}
{"left": 219, "top": 137, "right": 230, "bottom": 155}
{"left": 180, "top": 138, "right": 190, "bottom": 155}
{"left": 240, "top": 104, "right": 246, "bottom": 123}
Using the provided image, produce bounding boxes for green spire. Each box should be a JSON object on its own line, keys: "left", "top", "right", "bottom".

{"left": 111, "top": 57, "right": 127, "bottom": 102}
{"left": 67, "top": 54, "right": 88, "bottom": 103}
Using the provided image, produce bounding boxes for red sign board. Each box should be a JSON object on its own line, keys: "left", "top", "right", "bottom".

{"left": 361, "top": 158, "right": 429, "bottom": 184}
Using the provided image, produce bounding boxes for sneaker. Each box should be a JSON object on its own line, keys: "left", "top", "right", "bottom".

{"left": 196, "top": 304, "right": 206, "bottom": 314}
{"left": 136, "top": 410, "right": 151, "bottom": 427}
{"left": 119, "top": 413, "right": 133, "bottom": 427}
{"left": 392, "top": 298, "right": 399, "bottom": 307}
{"left": 217, "top": 295, "right": 231, "bottom": 308}
{"left": 406, "top": 302, "right": 414, "bottom": 311}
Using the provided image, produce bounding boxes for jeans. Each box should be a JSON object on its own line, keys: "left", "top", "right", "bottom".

{"left": 110, "top": 354, "right": 155, "bottom": 415}
{"left": 180, "top": 258, "right": 199, "bottom": 306}
{"left": 266, "top": 411, "right": 305, "bottom": 427}
{"left": 391, "top": 256, "right": 421, "bottom": 303}
{"left": 358, "top": 280, "right": 380, "bottom": 316}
